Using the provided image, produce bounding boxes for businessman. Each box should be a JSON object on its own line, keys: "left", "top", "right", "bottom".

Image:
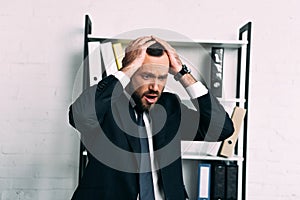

{"left": 69, "top": 36, "right": 234, "bottom": 200}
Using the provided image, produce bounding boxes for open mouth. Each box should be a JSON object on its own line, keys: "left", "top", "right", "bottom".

{"left": 144, "top": 94, "right": 158, "bottom": 104}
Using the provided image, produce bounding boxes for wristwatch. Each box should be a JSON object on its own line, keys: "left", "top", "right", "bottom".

{"left": 174, "top": 64, "right": 191, "bottom": 81}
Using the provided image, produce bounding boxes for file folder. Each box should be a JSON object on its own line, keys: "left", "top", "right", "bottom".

{"left": 197, "top": 163, "right": 211, "bottom": 200}
{"left": 219, "top": 107, "right": 246, "bottom": 157}
{"left": 88, "top": 42, "right": 102, "bottom": 86}
{"left": 101, "top": 42, "right": 119, "bottom": 76}
{"left": 112, "top": 43, "right": 124, "bottom": 70}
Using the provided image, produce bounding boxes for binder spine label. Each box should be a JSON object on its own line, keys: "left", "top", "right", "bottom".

{"left": 210, "top": 47, "right": 224, "bottom": 97}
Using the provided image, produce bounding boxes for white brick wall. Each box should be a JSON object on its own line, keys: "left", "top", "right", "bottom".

{"left": 0, "top": 0, "right": 84, "bottom": 199}
{"left": 1, "top": 0, "right": 300, "bottom": 199}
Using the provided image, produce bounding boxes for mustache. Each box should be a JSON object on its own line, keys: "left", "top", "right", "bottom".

{"left": 143, "top": 90, "right": 160, "bottom": 96}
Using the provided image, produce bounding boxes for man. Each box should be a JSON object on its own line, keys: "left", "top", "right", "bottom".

{"left": 69, "top": 36, "right": 234, "bottom": 200}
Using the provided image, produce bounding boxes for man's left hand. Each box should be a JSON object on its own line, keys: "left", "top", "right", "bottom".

{"left": 152, "top": 36, "right": 182, "bottom": 75}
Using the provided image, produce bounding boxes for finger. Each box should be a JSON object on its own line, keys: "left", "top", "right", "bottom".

{"left": 126, "top": 36, "right": 149, "bottom": 50}
{"left": 132, "top": 40, "right": 157, "bottom": 57}
{"left": 152, "top": 36, "right": 178, "bottom": 62}
{"left": 151, "top": 36, "right": 173, "bottom": 50}
{"left": 152, "top": 36, "right": 176, "bottom": 56}
{"left": 131, "top": 36, "right": 152, "bottom": 47}
{"left": 152, "top": 36, "right": 183, "bottom": 67}
{"left": 126, "top": 36, "right": 153, "bottom": 53}
{"left": 140, "top": 39, "right": 156, "bottom": 49}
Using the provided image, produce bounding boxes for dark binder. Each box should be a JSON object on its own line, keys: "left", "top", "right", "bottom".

{"left": 226, "top": 164, "right": 238, "bottom": 200}
{"left": 210, "top": 47, "right": 224, "bottom": 97}
{"left": 211, "top": 164, "right": 226, "bottom": 200}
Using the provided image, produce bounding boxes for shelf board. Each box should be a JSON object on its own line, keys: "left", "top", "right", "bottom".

{"left": 87, "top": 35, "right": 247, "bottom": 48}
{"left": 182, "top": 98, "right": 246, "bottom": 103}
{"left": 182, "top": 152, "right": 243, "bottom": 162}
{"left": 217, "top": 98, "right": 246, "bottom": 103}
{"left": 170, "top": 39, "right": 247, "bottom": 48}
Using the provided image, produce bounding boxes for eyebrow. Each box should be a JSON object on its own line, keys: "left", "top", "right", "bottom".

{"left": 158, "top": 74, "right": 168, "bottom": 79}
{"left": 141, "top": 72, "right": 168, "bottom": 79}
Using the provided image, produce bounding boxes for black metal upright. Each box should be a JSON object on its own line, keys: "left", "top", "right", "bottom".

{"left": 78, "top": 15, "right": 92, "bottom": 182}
{"left": 237, "top": 22, "right": 252, "bottom": 200}
{"left": 83, "top": 15, "right": 92, "bottom": 89}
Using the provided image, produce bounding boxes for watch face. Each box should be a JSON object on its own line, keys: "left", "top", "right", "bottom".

{"left": 174, "top": 64, "right": 191, "bottom": 81}
{"left": 182, "top": 64, "right": 191, "bottom": 74}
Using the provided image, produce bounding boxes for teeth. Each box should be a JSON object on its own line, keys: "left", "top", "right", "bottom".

{"left": 146, "top": 95, "right": 156, "bottom": 99}
{"left": 144, "top": 96, "right": 157, "bottom": 104}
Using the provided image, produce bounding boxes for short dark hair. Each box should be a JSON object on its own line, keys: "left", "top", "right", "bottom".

{"left": 146, "top": 42, "right": 165, "bottom": 57}
{"left": 121, "top": 42, "right": 165, "bottom": 68}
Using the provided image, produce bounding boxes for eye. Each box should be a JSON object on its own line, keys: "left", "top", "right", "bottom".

{"left": 141, "top": 73, "right": 155, "bottom": 80}
{"left": 158, "top": 75, "right": 167, "bottom": 81}
{"left": 142, "top": 74, "right": 150, "bottom": 80}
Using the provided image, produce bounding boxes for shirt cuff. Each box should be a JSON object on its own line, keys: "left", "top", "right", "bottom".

{"left": 113, "top": 71, "right": 130, "bottom": 88}
{"left": 185, "top": 81, "right": 208, "bottom": 99}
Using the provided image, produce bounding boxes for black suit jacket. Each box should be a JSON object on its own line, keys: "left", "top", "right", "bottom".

{"left": 69, "top": 75, "right": 234, "bottom": 200}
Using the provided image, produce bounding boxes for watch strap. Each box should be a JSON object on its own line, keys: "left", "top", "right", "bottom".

{"left": 174, "top": 64, "right": 191, "bottom": 81}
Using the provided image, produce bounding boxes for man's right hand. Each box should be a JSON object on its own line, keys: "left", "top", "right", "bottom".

{"left": 121, "top": 36, "right": 156, "bottom": 78}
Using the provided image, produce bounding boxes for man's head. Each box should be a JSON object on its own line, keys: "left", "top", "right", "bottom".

{"left": 122, "top": 41, "right": 170, "bottom": 111}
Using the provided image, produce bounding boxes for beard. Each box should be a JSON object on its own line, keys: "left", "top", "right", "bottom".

{"left": 131, "top": 91, "right": 150, "bottom": 113}
{"left": 131, "top": 90, "right": 160, "bottom": 113}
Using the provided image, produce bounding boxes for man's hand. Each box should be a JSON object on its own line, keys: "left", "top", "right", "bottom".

{"left": 121, "top": 36, "right": 156, "bottom": 78}
{"left": 152, "top": 36, "right": 182, "bottom": 75}
{"left": 153, "top": 36, "right": 197, "bottom": 87}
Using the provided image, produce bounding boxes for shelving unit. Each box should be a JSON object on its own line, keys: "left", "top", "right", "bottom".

{"left": 80, "top": 14, "right": 251, "bottom": 200}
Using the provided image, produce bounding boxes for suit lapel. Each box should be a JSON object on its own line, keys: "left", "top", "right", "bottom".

{"left": 149, "top": 103, "right": 167, "bottom": 151}
{"left": 112, "top": 93, "right": 141, "bottom": 153}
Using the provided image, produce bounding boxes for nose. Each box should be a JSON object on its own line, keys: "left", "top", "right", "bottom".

{"left": 149, "top": 80, "right": 159, "bottom": 92}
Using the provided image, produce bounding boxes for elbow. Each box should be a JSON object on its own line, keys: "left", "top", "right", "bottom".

{"left": 219, "top": 118, "right": 235, "bottom": 141}
{"left": 68, "top": 105, "right": 76, "bottom": 128}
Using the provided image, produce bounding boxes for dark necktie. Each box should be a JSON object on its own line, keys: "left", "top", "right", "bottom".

{"left": 136, "top": 112, "right": 155, "bottom": 200}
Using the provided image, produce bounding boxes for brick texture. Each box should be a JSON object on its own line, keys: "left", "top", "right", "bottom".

{"left": 1, "top": 0, "right": 300, "bottom": 199}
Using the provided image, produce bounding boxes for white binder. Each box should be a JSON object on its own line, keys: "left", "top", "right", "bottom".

{"left": 197, "top": 163, "right": 211, "bottom": 200}
{"left": 101, "top": 42, "right": 118, "bottom": 76}
{"left": 88, "top": 42, "right": 102, "bottom": 86}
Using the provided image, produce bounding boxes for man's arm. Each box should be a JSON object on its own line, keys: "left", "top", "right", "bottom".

{"left": 68, "top": 75, "right": 119, "bottom": 133}
{"left": 153, "top": 36, "right": 234, "bottom": 141}
{"left": 69, "top": 36, "right": 155, "bottom": 132}
{"left": 193, "top": 92, "right": 234, "bottom": 141}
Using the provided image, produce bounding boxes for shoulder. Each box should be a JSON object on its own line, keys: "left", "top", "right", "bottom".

{"left": 96, "top": 75, "right": 118, "bottom": 93}
{"left": 157, "top": 92, "right": 181, "bottom": 108}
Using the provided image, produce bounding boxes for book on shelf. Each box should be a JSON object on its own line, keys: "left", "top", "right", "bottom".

{"left": 112, "top": 42, "right": 124, "bottom": 70}
{"left": 210, "top": 47, "right": 224, "bottom": 97}
{"left": 88, "top": 42, "right": 102, "bottom": 86}
{"left": 100, "top": 42, "right": 119, "bottom": 76}
{"left": 219, "top": 106, "right": 246, "bottom": 158}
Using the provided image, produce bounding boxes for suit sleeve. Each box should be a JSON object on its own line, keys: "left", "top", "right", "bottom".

{"left": 181, "top": 91, "right": 234, "bottom": 141}
{"left": 68, "top": 75, "right": 120, "bottom": 133}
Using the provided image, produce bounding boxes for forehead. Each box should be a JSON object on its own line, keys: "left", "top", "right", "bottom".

{"left": 138, "top": 53, "right": 169, "bottom": 74}
{"left": 142, "top": 52, "right": 169, "bottom": 66}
